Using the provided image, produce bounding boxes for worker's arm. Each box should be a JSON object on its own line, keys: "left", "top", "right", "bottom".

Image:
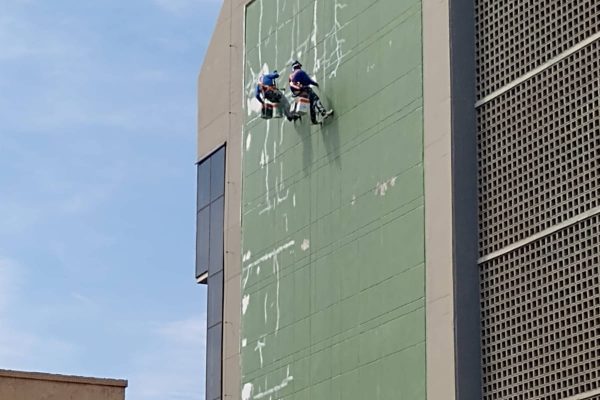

{"left": 255, "top": 84, "right": 264, "bottom": 104}
{"left": 265, "top": 71, "right": 280, "bottom": 81}
{"left": 296, "top": 71, "right": 319, "bottom": 87}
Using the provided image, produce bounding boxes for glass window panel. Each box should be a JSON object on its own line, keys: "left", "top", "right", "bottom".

{"left": 209, "top": 196, "right": 224, "bottom": 274}
{"left": 197, "top": 160, "right": 211, "bottom": 211}
{"left": 196, "top": 207, "right": 210, "bottom": 280}
{"left": 210, "top": 147, "right": 225, "bottom": 201}
{"left": 206, "top": 323, "right": 222, "bottom": 400}
{"left": 207, "top": 271, "right": 223, "bottom": 329}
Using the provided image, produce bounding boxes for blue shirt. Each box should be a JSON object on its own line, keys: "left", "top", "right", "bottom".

{"left": 255, "top": 72, "right": 280, "bottom": 103}
{"left": 289, "top": 69, "right": 318, "bottom": 89}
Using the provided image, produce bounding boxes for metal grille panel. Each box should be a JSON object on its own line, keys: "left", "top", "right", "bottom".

{"left": 475, "top": 0, "right": 600, "bottom": 98}
{"left": 480, "top": 216, "right": 600, "bottom": 400}
{"left": 477, "top": 41, "right": 600, "bottom": 257}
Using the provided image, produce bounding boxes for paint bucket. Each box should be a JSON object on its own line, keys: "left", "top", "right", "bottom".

{"left": 261, "top": 102, "right": 275, "bottom": 119}
{"left": 272, "top": 101, "right": 283, "bottom": 119}
{"left": 292, "top": 97, "right": 310, "bottom": 116}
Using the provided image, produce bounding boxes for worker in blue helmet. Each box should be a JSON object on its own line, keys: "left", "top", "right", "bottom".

{"left": 288, "top": 60, "right": 333, "bottom": 124}
{"left": 255, "top": 70, "right": 298, "bottom": 121}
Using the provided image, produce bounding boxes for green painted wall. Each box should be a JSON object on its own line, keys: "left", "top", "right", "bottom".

{"left": 241, "top": 0, "right": 424, "bottom": 398}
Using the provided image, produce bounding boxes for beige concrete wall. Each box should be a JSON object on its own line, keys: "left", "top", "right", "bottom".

{"left": 0, "top": 370, "right": 126, "bottom": 400}
{"left": 423, "top": 0, "right": 481, "bottom": 399}
{"left": 197, "top": 0, "right": 249, "bottom": 398}
{"left": 422, "top": 0, "right": 456, "bottom": 397}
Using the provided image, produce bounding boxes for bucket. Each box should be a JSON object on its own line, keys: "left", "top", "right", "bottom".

{"left": 272, "top": 102, "right": 283, "bottom": 119}
{"left": 292, "top": 97, "right": 310, "bottom": 116}
{"left": 261, "top": 102, "right": 275, "bottom": 119}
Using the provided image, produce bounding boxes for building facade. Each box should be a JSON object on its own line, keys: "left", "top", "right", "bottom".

{"left": 196, "top": 0, "right": 600, "bottom": 399}
{"left": 0, "top": 369, "right": 127, "bottom": 400}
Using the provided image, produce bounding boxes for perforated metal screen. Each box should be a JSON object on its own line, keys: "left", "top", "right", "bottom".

{"left": 476, "top": 1, "right": 600, "bottom": 398}
{"left": 475, "top": 0, "right": 600, "bottom": 99}
{"left": 480, "top": 215, "right": 600, "bottom": 400}
{"left": 477, "top": 40, "right": 600, "bottom": 257}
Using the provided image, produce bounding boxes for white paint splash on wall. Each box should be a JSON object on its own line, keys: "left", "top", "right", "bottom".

{"left": 242, "top": 383, "right": 253, "bottom": 400}
{"left": 301, "top": 239, "right": 310, "bottom": 251}
{"left": 259, "top": 122, "right": 273, "bottom": 215}
{"left": 246, "top": 133, "right": 252, "bottom": 151}
{"left": 367, "top": 63, "right": 376, "bottom": 72}
{"left": 242, "top": 338, "right": 248, "bottom": 348}
{"left": 242, "top": 294, "right": 250, "bottom": 315}
{"left": 263, "top": 292, "right": 269, "bottom": 323}
{"left": 273, "top": 255, "right": 282, "bottom": 333}
{"left": 254, "top": 338, "right": 266, "bottom": 368}
{"left": 243, "top": 250, "right": 252, "bottom": 262}
{"left": 351, "top": 195, "right": 356, "bottom": 206}
{"left": 375, "top": 176, "right": 398, "bottom": 196}
{"left": 253, "top": 366, "right": 294, "bottom": 399}
{"left": 293, "top": 194, "right": 296, "bottom": 207}
{"left": 322, "top": 1, "right": 350, "bottom": 79}
{"left": 243, "top": 240, "right": 295, "bottom": 288}
{"left": 312, "top": 1, "right": 320, "bottom": 72}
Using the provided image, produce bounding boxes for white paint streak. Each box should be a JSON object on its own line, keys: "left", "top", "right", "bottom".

{"left": 242, "top": 383, "right": 253, "bottom": 400}
{"left": 243, "top": 251, "right": 252, "bottom": 262}
{"left": 242, "top": 338, "right": 247, "bottom": 348}
{"left": 259, "top": 121, "right": 272, "bottom": 215}
{"left": 367, "top": 64, "right": 376, "bottom": 72}
{"left": 351, "top": 195, "right": 356, "bottom": 206}
{"left": 312, "top": 1, "right": 320, "bottom": 72}
{"left": 253, "top": 366, "right": 294, "bottom": 400}
{"left": 274, "top": 255, "right": 281, "bottom": 333}
{"left": 243, "top": 240, "right": 295, "bottom": 288}
{"left": 260, "top": 150, "right": 266, "bottom": 167}
{"left": 276, "top": 162, "right": 289, "bottom": 204}
{"left": 283, "top": 213, "right": 289, "bottom": 232}
{"left": 242, "top": 294, "right": 250, "bottom": 315}
{"left": 301, "top": 239, "right": 310, "bottom": 251}
{"left": 293, "top": 194, "right": 296, "bottom": 207}
{"left": 263, "top": 292, "right": 269, "bottom": 323}
{"left": 254, "top": 339, "right": 266, "bottom": 368}
{"left": 246, "top": 133, "right": 252, "bottom": 151}
{"left": 375, "top": 176, "right": 398, "bottom": 196}
{"left": 323, "top": 1, "right": 350, "bottom": 79}
{"left": 258, "top": 0, "right": 263, "bottom": 63}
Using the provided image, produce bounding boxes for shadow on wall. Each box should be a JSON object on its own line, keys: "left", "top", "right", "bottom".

{"left": 297, "top": 95, "right": 340, "bottom": 175}
{"left": 321, "top": 95, "right": 341, "bottom": 169}
{"left": 296, "top": 117, "right": 312, "bottom": 176}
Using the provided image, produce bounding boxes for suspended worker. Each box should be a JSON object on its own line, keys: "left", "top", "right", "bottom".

{"left": 288, "top": 60, "right": 333, "bottom": 124}
{"left": 255, "top": 70, "right": 298, "bottom": 121}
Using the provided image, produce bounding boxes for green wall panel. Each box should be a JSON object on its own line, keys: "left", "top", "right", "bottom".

{"left": 241, "top": 0, "right": 424, "bottom": 398}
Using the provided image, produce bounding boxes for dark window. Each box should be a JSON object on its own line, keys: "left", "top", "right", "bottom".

{"left": 209, "top": 197, "right": 224, "bottom": 274}
{"left": 195, "top": 144, "right": 226, "bottom": 400}
{"left": 206, "top": 323, "right": 223, "bottom": 400}
{"left": 195, "top": 145, "right": 226, "bottom": 282}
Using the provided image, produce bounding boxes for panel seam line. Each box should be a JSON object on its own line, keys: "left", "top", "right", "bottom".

{"left": 478, "top": 205, "right": 600, "bottom": 264}
{"left": 475, "top": 31, "right": 600, "bottom": 108}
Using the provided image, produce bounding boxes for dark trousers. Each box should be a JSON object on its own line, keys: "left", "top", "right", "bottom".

{"left": 292, "top": 87, "right": 324, "bottom": 123}
{"left": 263, "top": 89, "right": 294, "bottom": 119}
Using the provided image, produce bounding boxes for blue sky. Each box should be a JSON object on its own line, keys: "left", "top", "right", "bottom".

{"left": 0, "top": 0, "right": 222, "bottom": 399}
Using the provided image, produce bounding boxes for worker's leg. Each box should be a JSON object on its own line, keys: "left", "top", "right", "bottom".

{"left": 278, "top": 95, "right": 297, "bottom": 120}
{"left": 266, "top": 90, "right": 297, "bottom": 121}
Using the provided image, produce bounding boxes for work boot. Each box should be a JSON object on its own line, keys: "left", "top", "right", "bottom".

{"left": 322, "top": 110, "right": 334, "bottom": 118}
